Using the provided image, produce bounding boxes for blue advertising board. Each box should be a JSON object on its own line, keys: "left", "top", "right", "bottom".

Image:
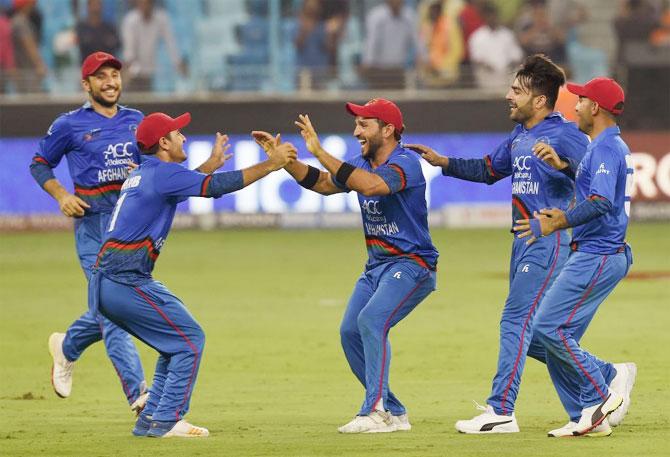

{"left": 0, "top": 133, "right": 511, "bottom": 215}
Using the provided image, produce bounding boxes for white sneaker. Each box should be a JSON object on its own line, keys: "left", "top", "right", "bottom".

{"left": 131, "top": 391, "right": 149, "bottom": 417}
{"left": 337, "top": 410, "right": 397, "bottom": 434}
{"left": 48, "top": 332, "right": 74, "bottom": 398}
{"left": 455, "top": 402, "right": 519, "bottom": 434}
{"left": 573, "top": 392, "right": 623, "bottom": 436}
{"left": 162, "top": 420, "right": 209, "bottom": 438}
{"left": 548, "top": 420, "right": 612, "bottom": 437}
{"left": 391, "top": 413, "right": 411, "bottom": 431}
{"left": 608, "top": 362, "right": 637, "bottom": 427}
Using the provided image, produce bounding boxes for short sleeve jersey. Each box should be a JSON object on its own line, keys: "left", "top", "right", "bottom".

{"left": 34, "top": 103, "right": 143, "bottom": 214}
{"left": 333, "top": 145, "right": 439, "bottom": 271}
{"left": 572, "top": 126, "right": 633, "bottom": 254}
{"left": 486, "top": 112, "right": 589, "bottom": 225}
{"left": 96, "top": 155, "right": 212, "bottom": 285}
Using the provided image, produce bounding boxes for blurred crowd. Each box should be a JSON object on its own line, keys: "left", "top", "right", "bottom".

{"left": 1, "top": 0, "right": 669, "bottom": 94}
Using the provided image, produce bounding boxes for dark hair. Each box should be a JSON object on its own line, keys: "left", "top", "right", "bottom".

{"left": 139, "top": 142, "right": 159, "bottom": 155}
{"left": 376, "top": 120, "right": 403, "bottom": 142}
{"left": 514, "top": 54, "right": 566, "bottom": 109}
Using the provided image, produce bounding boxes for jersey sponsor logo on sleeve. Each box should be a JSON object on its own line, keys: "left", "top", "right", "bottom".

{"left": 596, "top": 162, "right": 610, "bottom": 175}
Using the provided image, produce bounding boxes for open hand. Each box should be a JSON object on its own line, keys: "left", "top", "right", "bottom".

{"left": 268, "top": 142, "right": 298, "bottom": 171}
{"left": 295, "top": 114, "right": 322, "bottom": 157}
{"left": 404, "top": 143, "right": 448, "bottom": 168}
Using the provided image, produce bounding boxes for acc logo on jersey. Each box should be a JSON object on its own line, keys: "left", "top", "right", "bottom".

{"left": 361, "top": 200, "right": 382, "bottom": 215}
{"left": 104, "top": 142, "right": 134, "bottom": 159}
{"left": 513, "top": 155, "right": 532, "bottom": 171}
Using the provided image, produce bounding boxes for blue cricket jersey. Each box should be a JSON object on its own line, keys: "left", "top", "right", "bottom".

{"left": 334, "top": 145, "right": 439, "bottom": 271}
{"left": 96, "top": 155, "right": 239, "bottom": 285}
{"left": 572, "top": 126, "right": 633, "bottom": 254}
{"left": 483, "top": 113, "right": 589, "bottom": 225}
{"left": 31, "top": 102, "right": 143, "bottom": 214}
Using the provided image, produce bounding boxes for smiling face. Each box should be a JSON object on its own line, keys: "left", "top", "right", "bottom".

{"left": 505, "top": 77, "right": 539, "bottom": 124}
{"left": 353, "top": 116, "right": 387, "bottom": 160}
{"left": 83, "top": 65, "right": 121, "bottom": 108}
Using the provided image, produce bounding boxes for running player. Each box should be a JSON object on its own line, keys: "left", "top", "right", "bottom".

{"left": 405, "top": 55, "right": 626, "bottom": 434}
{"left": 94, "top": 112, "right": 297, "bottom": 437}
{"left": 515, "top": 77, "right": 636, "bottom": 437}
{"left": 253, "top": 98, "right": 438, "bottom": 433}
{"left": 29, "top": 52, "right": 148, "bottom": 411}
{"left": 29, "top": 52, "right": 227, "bottom": 413}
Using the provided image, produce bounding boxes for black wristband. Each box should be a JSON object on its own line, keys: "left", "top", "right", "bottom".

{"left": 298, "top": 165, "right": 320, "bottom": 189}
{"left": 336, "top": 162, "right": 356, "bottom": 185}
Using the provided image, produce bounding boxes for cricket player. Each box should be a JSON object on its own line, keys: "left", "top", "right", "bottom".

{"left": 92, "top": 112, "right": 297, "bottom": 437}
{"left": 253, "top": 98, "right": 438, "bottom": 434}
{"left": 515, "top": 77, "right": 636, "bottom": 437}
{"left": 405, "top": 55, "right": 630, "bottom": 434}
{"left": 29, "top": 52, "right": 148, "bottom": 411}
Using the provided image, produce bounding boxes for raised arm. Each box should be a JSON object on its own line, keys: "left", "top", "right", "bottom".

{"left": 294, "top": 115, "right": 392, "bottom": 196}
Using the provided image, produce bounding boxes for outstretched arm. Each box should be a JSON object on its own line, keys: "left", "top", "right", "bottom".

{"left": 294, "top": 114, "right": 391, "bottom": 196}
{"left": 405, "top": 143, "right": 503, "bottom": 185}
{"left": 251, "top": 131, "right": 343, "bottom": 196}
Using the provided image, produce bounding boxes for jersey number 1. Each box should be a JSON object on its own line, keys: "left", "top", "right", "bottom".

{"left": 108, "top": 193, "right": 127, "bottom": 232}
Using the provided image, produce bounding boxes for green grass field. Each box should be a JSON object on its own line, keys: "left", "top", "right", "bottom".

{"left": 1, "top": 224, "right": 668, "bottom": 457}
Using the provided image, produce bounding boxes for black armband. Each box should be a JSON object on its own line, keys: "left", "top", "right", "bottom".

{"left": 298, "top": 165, "right": 320, "bottom": 189}
{"left": 335, "top": 162, "right": 356, "bottom": 185}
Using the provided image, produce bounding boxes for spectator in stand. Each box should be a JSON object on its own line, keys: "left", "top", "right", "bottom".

{"left": 614, "top": 0, "right": 660, "bottom": 60}
{"left": 458, "top": 0, "right": 484, "bottom": 64}
{"left": 10, "top": 0, "right": 46, "bottom": 93}
{"left": 121, "top": 0, "right": 186, "bottom": 91}
{"left": 76, "top": 0, "right": 119, "bottom": 62}
{"left": 0, "top": 7, "right": 16, "bottom": 93}
{"left": 420, "top": 0, "right": 462, "bottom": 86}
{"left": 469, "top": 2, "right": 522, "bottom": 89}
{"left": 295, "top": 0, "right": 347, "bottom": 88}
{"left": 515, "top": 0, "right": 566, "bottom": 63}
{"left": 650, "top": 0, "right": 670, "bottom": 46}
{"left": 361, "top": 0, "right": 422, "bottom": 89}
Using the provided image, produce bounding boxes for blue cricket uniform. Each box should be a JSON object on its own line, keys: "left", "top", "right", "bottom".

{"left": 29, "top": 102, "right": 146, "bottom": 405}
{"left": 90, "top": 155, "right": 243, "bottom": 424}
{"left": 334, "top": 145, "right": 438, "bottom": 416}
{"left": 443, "top": 113, "right": 613, "bottom": 419}
{"left": 533, "top": 125, "right": 633, "bottom": 412}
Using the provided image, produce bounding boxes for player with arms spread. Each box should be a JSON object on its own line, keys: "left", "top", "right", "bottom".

{"left": 253, "top": 98, "right": 438, "bottom": 434}
{"left": 515, "top": 77, "right": 636, "bottom": 437}
{"left": 406, "top": 55, "right": 630, "bottom": 435}
{"left": 92, "top": 112, "right": 297, "bottom": 437}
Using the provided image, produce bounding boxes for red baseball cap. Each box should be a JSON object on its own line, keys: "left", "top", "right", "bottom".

{"left": 81, "top": 51, "right": 122, "bottom": 79}
{"left": 566, "top": 77, "right": 625, "bottom": 115}
{"left": 136, "top": 112, "right": 191, "bottom": 150}
{"left": 345, "top": 98, "right": 404, "bottom": 133}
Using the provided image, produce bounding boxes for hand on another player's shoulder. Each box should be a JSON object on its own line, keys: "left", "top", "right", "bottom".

{"left": 404, "top": 144, "right": 448, "bottom": 168}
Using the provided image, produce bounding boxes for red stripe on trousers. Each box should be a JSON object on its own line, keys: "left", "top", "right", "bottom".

{"left": 370, "top": 278, "right": 428, "bottom": 413}
{"left": 134, "top": 287, "right": 200, "bottom": 421}
{"left": 558, "top": 255, "right": 609, "bottom": 400}
{"left": 500, "top": 231, "right": 562, "bottom": 414}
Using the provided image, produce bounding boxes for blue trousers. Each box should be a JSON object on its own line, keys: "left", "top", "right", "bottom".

{"left": 61, "top": 212, "right": 145, "bottom": 405}
{"left": 534, "top": 248, "right": 631, "bottom": 410}
{"left": 340, "top": 260, "right": 436, "bottom": 416}
{"left": 93, "top": 274, "right": 205, "bottom": 422}
{"left": 487, "top": 232, "right": 614, "bottom": 422}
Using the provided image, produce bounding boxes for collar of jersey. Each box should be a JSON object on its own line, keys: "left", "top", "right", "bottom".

{"left": 591, "top": 125, "right": 621, "bottom": 146}
{"left": 520, "top": 111, "right": 563, "bottom": 133}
